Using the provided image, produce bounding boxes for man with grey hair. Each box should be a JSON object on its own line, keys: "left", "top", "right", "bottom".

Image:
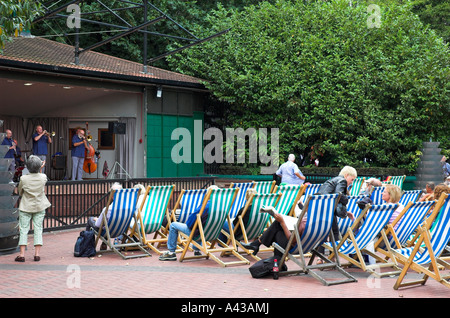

{"left": 275, "top": 154, "right": 306, "bottom": 185}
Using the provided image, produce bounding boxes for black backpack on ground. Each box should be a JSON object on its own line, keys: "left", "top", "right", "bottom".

{"left": 74, "top": 230, "right": 96, "bottom": 257}
{"left": 249, "top": 256, "right": 287, "bottom": 278}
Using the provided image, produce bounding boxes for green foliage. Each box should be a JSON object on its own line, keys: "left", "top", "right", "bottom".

{"left": 167, "top": 0, "right": 450, "bottom": 172}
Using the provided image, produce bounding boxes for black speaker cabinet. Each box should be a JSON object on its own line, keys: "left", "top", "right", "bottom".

{"left": 52, "top": 155, "right": 66, "bottom": 170}
{"left": 108, "top": 122, "right": 126, "bottom": 134}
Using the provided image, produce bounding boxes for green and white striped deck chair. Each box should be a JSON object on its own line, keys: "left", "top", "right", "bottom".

{"left": 273, "top": 193, "right": 357, "bottom": 286}
{"left": 349, "top": 177, "right": 365, "bottom": 196}
{"left": 133, "top": 185, "right": 174, "bottom": 255}
{"left": 374, "top": 200, "right": 436, "bottom": 258}
{"left": 94, "top": 188, "right": 151, "bottom": 259}
{"left": 229, "top": 182, "right": 255, "bottom": 219}
{"left": 399, "top": 190, "right": 422, "bottom": 207}
{"left": 272, "top": 184, "right": 305, "bottom": 217}
{"left": 254, "top": 180, "right": 276, "bottom": 194}
{"left": 392, "top": 194, "right": 450, "bottom": 290}
{"left": 324, "top": 203, "right": 402, "bottom": 278}
{"left": 387, "top": 175, "right": 406, "bottom": 190}
{"left": 232, "top": 192, "right": 282, "bottom": 260}
{"left": 179, "top": 187, "right": 250, "bottom": 267}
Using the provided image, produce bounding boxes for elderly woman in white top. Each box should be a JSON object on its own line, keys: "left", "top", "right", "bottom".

{"left": 15, "top": 155, "right": 51, "bottom": 262}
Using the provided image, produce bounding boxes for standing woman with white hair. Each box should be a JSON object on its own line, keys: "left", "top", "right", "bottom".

{"left": 15, "top": 155, "right": 51, "bottom": 262}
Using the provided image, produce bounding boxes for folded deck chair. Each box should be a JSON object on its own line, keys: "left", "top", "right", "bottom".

{"left": 93, "top": 188, "right": 151, "bottom": 259}
{"left": 273, "top": 194, "right": 357, "bottom": 286}
{"left": 130, "top": 185, "right": 174, "bottom": 255}
{"left": 179, "top": 187, "right": 250, "bottom": 267}
{"left": 370, "top": 186, "right": 385, "bottom": 205}
{"left": 392, "top": 194, "right": 450, "bottom": 289}
{"left": 229, "top": 182, "right": 255, "bottom": 219}
{"left": 349, "top": 177, "right": 365, "bottom": 196}
{"left": 229, "top": 192, "right": 282, "bottom": 260}
{"left": 399, "top": 190, "right": 422, "bottom": 207}
{"left": 374, "top": 200, "right": 436, "bottom": 258}
{"left": 324, "top": 203, "right": 402, "bottom": 278}
{"left": 387, "top": 175, "right": 406, "bottom": 190}
{"left": 337, "top": 195, "right": 366, "bottom": 238}
{"left": 254, "top": 180, "right": 276, "bottom": 194}
{"left": 272, "top": 184, "right": 305, "bottom": 217}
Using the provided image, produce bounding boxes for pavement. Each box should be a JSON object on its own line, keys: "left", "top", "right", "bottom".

{"left": 0, "top": 228, "right": 449, "bottom": 307}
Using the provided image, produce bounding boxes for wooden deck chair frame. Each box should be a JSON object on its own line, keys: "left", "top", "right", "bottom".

{"left": 273, "top": 194, "right": 357, "bottom": 286}
{"left": 93, "top": 188, "right": 151, "bottom": 260}
{"left": 179, "top": 187, "right": 250, "bottom": 267}
{"left": 349, "top": 177, "right": 365, "bottom": 196}
{"left": 272, "top": 184, "right": 305, "bottom": 217}
{"left": 374, "top": 200, "right": 436, "bottom": 259}
{"left": 228, "top": 182, "right": 256, "bottom": 220}
{"left": 391, "top": 194, "right": 450, "bottom": 289}
{"left": 226, "top": 192, "right": 282, "bottom": 261}
{"left": 324, "top": 203, "right": 402, "bottom": 278}
{"left": 129, "top": 185, "right": 174, "bottom": 255}
{"left": 253, "top": 180, "right": 276, "bottom": 194}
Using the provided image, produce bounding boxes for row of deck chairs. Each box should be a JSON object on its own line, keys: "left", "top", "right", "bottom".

{"left": 349, "top": 175, "right": 407, "bottom": 196}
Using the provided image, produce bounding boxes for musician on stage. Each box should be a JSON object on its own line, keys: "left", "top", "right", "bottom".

{"left": 1, "top": 129, "right": 17, "bottom": 173}
{"left": 71, "top": 128, "right": 88, "bottom": 181}
{"left": 32, "top": 125, "right": 52, "bottom": 174}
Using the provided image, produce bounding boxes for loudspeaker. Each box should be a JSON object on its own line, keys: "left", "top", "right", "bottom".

{"left": 108, "top": 122, "right": 126, "bottom": 134}
{"left": 52, "top": 155, "right": 66, "bottom": 170}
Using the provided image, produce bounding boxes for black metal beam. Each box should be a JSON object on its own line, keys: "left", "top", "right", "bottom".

{"left": 79, "top": 16, "right": 166, "bottom": 54}
{"left": 147, "top": 28, "right": 230, "bottom": 64}
{"left": 33, "top": 0, "right": 82, "bottom": 24}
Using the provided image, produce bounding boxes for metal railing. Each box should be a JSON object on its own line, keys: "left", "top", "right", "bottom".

{"left": 34, "top": 177, "right": 216, "bottom": 232}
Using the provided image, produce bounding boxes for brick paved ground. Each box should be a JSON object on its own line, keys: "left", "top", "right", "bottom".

{"left": 0, "top": 228, "right": 448, "bottom": 306}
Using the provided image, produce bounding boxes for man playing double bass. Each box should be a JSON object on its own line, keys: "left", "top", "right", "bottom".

{"left": 71, "top": 128, "right": 88, "bottom": 181}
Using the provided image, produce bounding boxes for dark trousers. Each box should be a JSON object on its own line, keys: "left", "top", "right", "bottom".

{"left": 259, "top": 221, "right": 290, "bottom": 259}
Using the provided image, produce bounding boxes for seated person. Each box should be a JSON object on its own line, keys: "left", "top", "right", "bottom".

{"left": 86, "top": 182, "right": 123, "bottom": 231}
{"left": 360, "top": 178, "right": 382, "bottom": 196}
{"left": 418, "top": 182, "right": 435, "bottom": 202}
{"left": 159, "top": 185, "right": 219, "bottom": 261}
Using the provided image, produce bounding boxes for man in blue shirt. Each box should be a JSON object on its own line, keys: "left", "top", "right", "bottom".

{"left": 1, "top": 129, "right": 16, "bottom": 173}
{"left": 442, "top": 156, "right": 450, "bottom": 179}
{"left": 71, "top": 128, "right": 88, "bottom": 181}
{"left": 32, "top": 125, "right": 52, "bottom": 174}
{"left": 276, "top": 154, "right": 306, "bottom": 185}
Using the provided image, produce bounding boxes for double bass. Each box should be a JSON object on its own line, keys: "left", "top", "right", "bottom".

{"left": 83, "top": 122, "right": 97, "bottom": 174}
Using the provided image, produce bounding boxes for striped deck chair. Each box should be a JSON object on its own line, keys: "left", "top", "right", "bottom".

{"left": 131, "top": 185, "right": 174, "bottom": 255}
{"left": 93, "top": 188, "right": 151, "bottom": 259}
{"left": 349, "top": 177, "right": 365, "bottom": 196}
{"left": 387, "top": 175, "right": 406, "bottom": 190}
{"left": 337, "top": 195, "right": 366, "bottom": 238}
{"left": 392, "top": 194, "right": 450, "bottom": 289}
{"left": 231, "top": 192, "right": 282, "bottom": 260}
{"left": 399, "top": 190, "right": 422, "bottom": 207}
{"left": 272, "top": 184, "right": 305, "bottom": 216}
{"left": 254, "top": 180, "right": 276, "bottom": 194}
{"left": 228, "top": 182, "right": 255, "bottom": 219}
{"left": 303, "top": 183, "right": 322, "bottom": 198}
{"left": 179, "top": 187, "right": 250, "bottom": 266}
{"left": 370, "top": 186, "right": 385, "bottom": 205}
{"left": 374, "top": 200, "right": 436, "bottom": 258}
{"left": 273, "top": 194, "right": 357, "bottom": 286}
{"left": 324, "top": 203, "right": 402, "bottom": 278}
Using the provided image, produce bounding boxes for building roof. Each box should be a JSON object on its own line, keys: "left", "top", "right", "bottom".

{"left": 0, "top": 36, "right": 205, "bottom": 89}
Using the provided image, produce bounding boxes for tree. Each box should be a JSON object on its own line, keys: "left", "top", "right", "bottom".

{"left": 167, "top": 0, "right": 450, "bottom": 171}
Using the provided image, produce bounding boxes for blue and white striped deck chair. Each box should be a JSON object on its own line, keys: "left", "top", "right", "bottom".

{"left": 349, "top": 177, "right": 365, "bottom": 196}
{"left": 303, "top": 183, "right": 322, "bottom": 198}
{"left": 273, "top": 184, "right": 305, "bottom": 217}
{"left": 324, "top": 203, "right": 402, "bottom": 277}
{"left": 233, "top": 192, "right": 282, "bottom": 260}
{"left": 273, "top": 194, "right": 357, "bottom": 286}
{"left": 94, "top": 188, "right": 151, "bottom": 259}
{"left": 399, "top": 190, "right": 422, "bottom": 207}
{"left": 134, "top": 185, "right": 174, "bottom": 254}
{"left": 337, "top": 195, "right": 366, "bottom": 238}
{"left": 228, "top": 182, "right": 255, "bottom": 219}
{"left": 392, "top": 194, "right": 450, "bottom": 289}
{"left": 254, "top": 180, "right": 276, "bottom": 194}
{"left": 172, "top": 189, "right": 209, "bottom": 224}
{"left": 179, "top": 187, "right": 250, "bottom": 267}
{"left": 370, "top": 186, "right": 385, "bottom": 205}
{"left": 374, "top": 200, "right": 436, "bottom": 258}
